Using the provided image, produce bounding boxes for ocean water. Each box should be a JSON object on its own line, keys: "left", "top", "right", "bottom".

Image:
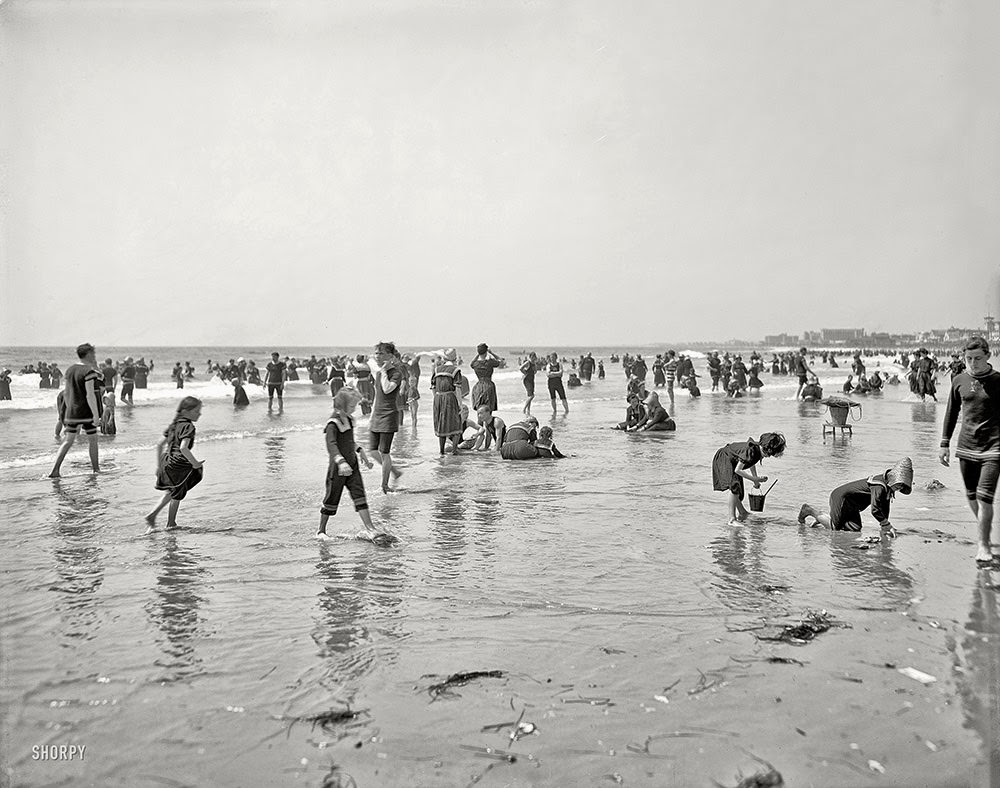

{"left": 1, "top": 349, "right": 997, "bottom": 787}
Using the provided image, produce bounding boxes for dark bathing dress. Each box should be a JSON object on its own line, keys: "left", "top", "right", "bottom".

{"left": 499, "top": 421, "right": 539, "bottom": 460}
{"left": 712, "top": 439, "right": 763, "bottom": 500}
{"left": 155, "top": 417, "right": 203, "bottom": 501}
{"left": 432, "top": 363, "right": 463, "bottom": 438}
{"left": 828, "top": 474, "right": 891, "bottom": 531}
{"left": 470, "top": 356, "right": 500, "bottom": 412}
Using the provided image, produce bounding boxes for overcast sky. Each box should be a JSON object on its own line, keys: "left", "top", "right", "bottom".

{"left": 1, "top": 0, "right": 998, "bottom": 347}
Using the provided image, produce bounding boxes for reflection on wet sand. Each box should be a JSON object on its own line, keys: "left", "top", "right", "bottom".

{"left": 51, "top": 479, "right": 107, "bottom": 645}
{"left": 144, "top": 533, "right": 208, "bottom": 681}
{"left": 956, "top": 573, "right": 1000, "bottom": 785}
{"left": 263, "top": 435, "right": 285, "bottom": 475}
{"left": 709, "top": 526, "right": 771, "bottom": 612}
{"left": 826, "top": 534, "right": 914, "bottom": 605}
{"left": 312, "top": 544, "right": 404, "bottom": 689}
{"left": 430, "top": 488, "right": 468, "bottom": 582}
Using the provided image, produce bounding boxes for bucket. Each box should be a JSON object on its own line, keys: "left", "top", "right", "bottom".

{"left": 747, "top": 479, "right": 778, "bottom": 512}
{"left": 829, "top": 404, "right": 850, "bottom": 426}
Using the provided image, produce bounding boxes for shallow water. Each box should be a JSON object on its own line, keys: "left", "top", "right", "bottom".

{"left": 2, "top": 353, "right": 998, "bottom": 787}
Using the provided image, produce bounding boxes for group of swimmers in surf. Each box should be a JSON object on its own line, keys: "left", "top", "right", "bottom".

{"left": 37, "top": 336, "right": 1000, "bottom": 564}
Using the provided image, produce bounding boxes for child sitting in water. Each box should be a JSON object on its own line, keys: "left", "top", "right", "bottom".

{"left": 461, "top": 405, "right": 508, "bottom": 451}
{"left": 145, "top": 397, "right": 205, "bottom": 530}
{"left": 100, "top": 389, "right": 117, "bottom": 435}
{"left": 317, "top": 389, "right": 384, "bottom": 541}
{"left": 534, "top": 425, "right": 566, "bottom": 458}
{"left": 614, "top": 394, "right": 646, "bottom": 430}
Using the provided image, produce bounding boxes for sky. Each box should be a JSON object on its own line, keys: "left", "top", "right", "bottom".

{"left": 1, "top": 0, "right": 998, "bottom": 347}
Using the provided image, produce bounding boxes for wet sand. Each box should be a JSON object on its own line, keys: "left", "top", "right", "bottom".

{"left": 2, "top": 359, "right": 998, "bottom": 787}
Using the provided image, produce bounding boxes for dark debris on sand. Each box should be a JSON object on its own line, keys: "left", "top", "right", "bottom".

{"left": 714, "top": 753, "right": 784, "bottom": 788}
{"left": 296, "top": 707, "right": 367, "bottom": 734}
{"left": 755, "top": 610, "right": 843, "bottom": 645}
{"left": 425, "top": 670, "right": 505, "bottom": 699}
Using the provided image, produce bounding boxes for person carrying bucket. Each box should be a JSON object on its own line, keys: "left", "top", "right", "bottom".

{"left": 711, "top": 432, "right": 786, "bottom": 525}
{"left": 797, "top": 457, "right": 913, "bottom": 537}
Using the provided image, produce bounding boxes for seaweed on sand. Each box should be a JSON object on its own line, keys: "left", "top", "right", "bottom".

{"left": 425, "top": 670, "right": 505, "bottom": 699}
{"left": 297, "top": 707, "right": 367, "bottom": 734}
{"left": 755, "top": 610, "right": 842, "bottom": 645}
{"left": 714, "top": 752, "right": 784, "bottom": 788}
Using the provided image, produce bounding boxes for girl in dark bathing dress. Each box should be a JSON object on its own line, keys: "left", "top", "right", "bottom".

{"left": 145, "top": 397, "right": 204, "bottom": 530}
{"left": 798, "top": 458, "right": 912, "bottom": 538}
{"left": 712, "top": 432, "right": 786, "bottom": 524}
{"left": 629, "top": 391, "right": 675, "bottom": 431}
{"left": 317, "top": 389, "right": 381, "bottom": 539}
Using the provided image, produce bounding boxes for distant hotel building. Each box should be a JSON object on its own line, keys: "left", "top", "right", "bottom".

{"left": 763, "top": 333, "right": 800, "bottom": 346}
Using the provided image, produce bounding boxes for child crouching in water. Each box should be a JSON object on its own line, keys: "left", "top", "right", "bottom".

{"left": 145, "top": 396, "right": 204, "bottom": 531}
{"left": 318, "top": 389, "right": 390, "bottom": 543}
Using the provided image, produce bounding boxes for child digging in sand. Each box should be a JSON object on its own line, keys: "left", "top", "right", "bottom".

{"left": 712, "top": 432, "right": 786, "bottom": 524}
{"left": 798, "top": 457, "right": 913, "bottom": 538}
{"left": 145, "top": 397, "right": 204, "bottom": 530}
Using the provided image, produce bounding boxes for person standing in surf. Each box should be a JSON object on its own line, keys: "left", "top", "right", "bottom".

{"left": 940, "top": 336, "right": 1000, "bottom": 564}
{"left": 368, "top": 341, "right": 404, "bottom": 493}
{"left": 119, "top": 357, "right": 135, "bottom": 405}
{"left": 794, "top": 347, "right": 817, "bottom": 400}
{"left": 265, "top": 352, "right": 287, "bottom": 412}
{"left": 49, "top": 343, "right": 103, "bottom": 478}
{"left": 546, "top": 352, "right": 569, "bottom": 416}
{"left": 711, "top": 432, "right": 785, "bottom": 524}
{"left": 317, "top": 389, "right": 379, "bottom": 539}
{"left": 470, "top": 343, "right": 502, "bottom": 417}
{"left": 520, "top": 352, "right": 538, "bottom": 415}
{"left": 431, "top": 349, "right": 464, "bottom": 455}
{"left": 145, "top": 396, "right": 205, "bottom": 530}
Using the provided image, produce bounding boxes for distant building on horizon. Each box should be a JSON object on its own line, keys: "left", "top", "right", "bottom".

{"left": 821, "top": 328, "right": 866, "bottom": 343}
{"left": 763, "top": 333, "right": 800, "bottom": 346}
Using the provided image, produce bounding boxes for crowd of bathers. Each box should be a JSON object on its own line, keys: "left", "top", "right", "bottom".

{"left": 32, "top": 335, "right": 1000, "bottom": 563}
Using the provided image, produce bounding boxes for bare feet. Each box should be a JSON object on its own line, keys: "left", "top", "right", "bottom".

{"left": 975, "top": 546, "right": 994, "bottom": 564}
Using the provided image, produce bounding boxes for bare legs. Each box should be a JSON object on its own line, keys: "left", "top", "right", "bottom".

{"left": 318, "top": 506, "right": 374, "bottom": 536}
{"left": 967, "top": 499, "right": 995, "bottom": 562}
{"left": 49, "top": 432, "right": 99, "bottom": 478}
{"left": 369, "top": 450, "right": 401, "bottom": 493}
{"left": 523, "top": 393, "right": 534, "bottom": 415}
{"left": 145, "top": 492, "right": 180, "bottom": 531}
{"left": 727, "top": 492, "right": 749, "bottom": 525}
{"left": 797, "top": 503, "right": 832, "bottom": 528}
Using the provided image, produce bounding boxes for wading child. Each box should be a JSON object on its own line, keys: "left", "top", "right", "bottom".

{"left": 318, "top": 389, "right": 380, "bottom": 539}
{"left": 145, "top": 397, "right": 204, "bottom": 530}
{"left": 100, "top": 389, "right": 117, "bottom": 435}
{"left": 798, "top": 458, "right": 912, "bottom": 538}
{"left": 406, "top": 374, "right": 420, "bottom": 428}
{"left": 712, "top": 432, "right": 786, "bottom": 524}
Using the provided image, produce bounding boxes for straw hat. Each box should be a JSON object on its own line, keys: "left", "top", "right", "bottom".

{"left": 886, "top": 457, "right": 913, "bottom": 495}
{"left": 444, "top": 348, "right": 457, "bottom": 362}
